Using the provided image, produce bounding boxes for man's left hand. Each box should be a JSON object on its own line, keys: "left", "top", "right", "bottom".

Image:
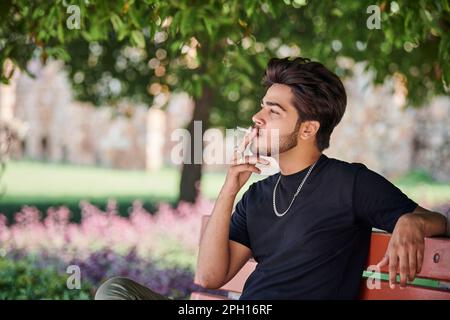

{"left": 376, "top": 213, "right": 425, "bottom": 289}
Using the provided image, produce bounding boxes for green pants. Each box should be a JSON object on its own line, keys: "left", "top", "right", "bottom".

{"left": 94, "top": 277, "right": 172, "bottom": 300}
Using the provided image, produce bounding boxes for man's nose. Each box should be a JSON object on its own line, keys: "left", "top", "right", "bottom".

{"left": 252, "top": 110, "right": 265, "bottom": 128}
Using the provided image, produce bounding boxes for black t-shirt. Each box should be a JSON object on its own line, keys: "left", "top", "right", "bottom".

{"left": 229, "top": 154, "right": 417, "bottom": 299}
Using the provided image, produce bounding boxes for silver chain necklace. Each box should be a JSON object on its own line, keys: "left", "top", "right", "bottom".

{"left": 272, "top": 161, "right": 317, "bottom": 217}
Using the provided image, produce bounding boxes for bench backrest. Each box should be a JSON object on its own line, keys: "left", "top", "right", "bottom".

{"left": 192, "top": 215, "right": 450, "bottom": 300}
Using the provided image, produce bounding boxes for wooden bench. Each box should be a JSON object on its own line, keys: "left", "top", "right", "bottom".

{"left": 191, "top": 215, "right": 450, "bottom": 300}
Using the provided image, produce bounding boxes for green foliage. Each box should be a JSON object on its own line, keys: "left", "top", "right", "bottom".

{"left": 1, "top": 0, "right": 449, "bottom": 129}
{"left": 0, "top": 257, "right": 93, "bottom": 299}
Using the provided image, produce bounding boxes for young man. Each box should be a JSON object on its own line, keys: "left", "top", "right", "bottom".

{"left": 95, "top": 57, "right": 448, "bottom": 300}
{"left": 195, "top": 57, "right": 448, "bottom": 300}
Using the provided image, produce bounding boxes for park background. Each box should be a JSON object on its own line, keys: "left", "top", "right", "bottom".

{"left": 0, "top": 1, "right": 449, "bottom": 299}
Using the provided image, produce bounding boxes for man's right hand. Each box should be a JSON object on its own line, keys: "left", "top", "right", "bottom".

{"left": 222, "top": 127, "right": 269, "bottom": 196}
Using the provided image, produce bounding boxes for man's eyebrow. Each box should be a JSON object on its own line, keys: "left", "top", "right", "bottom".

{"left": 261, "top": 99, "right": 287, "bottom": 111}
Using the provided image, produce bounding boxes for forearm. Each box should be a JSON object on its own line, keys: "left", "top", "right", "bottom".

{"left": 418, "top": 212, "right": 447, "bottom": 237}
{"left": 195, "top": 187, "right": 237, "bottom": 287}
{"left": 404, "top": 206, "right": 448, "bottom": 237}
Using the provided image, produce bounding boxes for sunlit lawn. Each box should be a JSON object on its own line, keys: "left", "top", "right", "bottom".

{"left": 1, "top": 160, "right": 449, "bottom": 220}
{"left": 394, "top": 170, "right": 450, "bottom": 207}
{"left": 0, "top": 160, "right": 264, "bottom": 220}
{"left": 1, "top": 160, "right": 265, "bottom": 201}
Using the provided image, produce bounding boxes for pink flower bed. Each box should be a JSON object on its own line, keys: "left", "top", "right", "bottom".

{"left": 0, "top": 196, "right": 215, "bottom": 268}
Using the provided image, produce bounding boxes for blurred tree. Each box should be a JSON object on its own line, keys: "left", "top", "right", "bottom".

{"left": 0, "top": 0, "right": 449, "bottom": 202}
{"left": 0, "top": 119, "right": 21, "bottom": 199}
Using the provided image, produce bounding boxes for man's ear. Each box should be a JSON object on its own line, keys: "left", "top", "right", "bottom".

{"left": 299, "top": 121, "right": 320, "bottom": 140}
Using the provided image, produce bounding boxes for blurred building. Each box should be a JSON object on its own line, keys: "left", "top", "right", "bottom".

{"left": 2, "top": 61, "right": 172, "bottom": 170}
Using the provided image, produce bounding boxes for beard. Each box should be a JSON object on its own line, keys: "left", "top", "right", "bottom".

{"left": 251, "top": 122, "right": 300, "bottom": 157}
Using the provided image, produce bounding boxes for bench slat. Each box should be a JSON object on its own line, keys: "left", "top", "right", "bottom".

{"left": 359, "top": 280, "right": 450, "bottom": 300}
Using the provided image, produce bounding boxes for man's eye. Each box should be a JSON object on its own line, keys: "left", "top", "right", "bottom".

{"left": 261, "top": 104, "right": 279, "bottom": 115}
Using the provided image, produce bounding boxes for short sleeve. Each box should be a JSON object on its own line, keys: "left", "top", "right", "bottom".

{"left": 353, "top": 166, "right": 418, "bottom": 233}
{"left": 229, "top": 186, "right": 253, "bottom": 249}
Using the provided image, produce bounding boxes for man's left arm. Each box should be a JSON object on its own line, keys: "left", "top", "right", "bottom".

{"left": 377, "top": 206, "right": 448, "bottom": 289}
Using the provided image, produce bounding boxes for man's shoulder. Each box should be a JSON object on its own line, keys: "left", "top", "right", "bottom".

{"left": 325, "top": 156, "right": 368, "bottom": 173}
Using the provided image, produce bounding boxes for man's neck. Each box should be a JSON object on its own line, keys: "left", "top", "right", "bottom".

{"left": 278, "top": 144, "right": 322, "bottom": 176}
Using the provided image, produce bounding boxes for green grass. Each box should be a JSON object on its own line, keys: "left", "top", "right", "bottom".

{"left": 0, "top": 160, "right": 264, "bottom": 221}
{"left": 1, "top": 160, "right": 265, "bottom": 200}
{"left": 1, "top": 161, "right": 448, "bottom": 222}
{"left": 395, "top": 170, "right": 450, "bottom": 206}
{"left": 2, "top": 160, "right": 180, "bottom": 202}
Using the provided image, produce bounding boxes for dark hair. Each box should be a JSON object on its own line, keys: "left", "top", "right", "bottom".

{"left": 262, "top": 57, "right": 347, "bottom": 151}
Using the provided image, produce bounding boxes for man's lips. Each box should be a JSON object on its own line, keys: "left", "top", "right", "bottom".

{"left": 251, "top": 125, "right": 260, "bottom": 137}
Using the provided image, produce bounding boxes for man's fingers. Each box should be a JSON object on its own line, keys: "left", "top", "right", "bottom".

{"left": 249, "top": 165, "right": 261, "bottom": 174}
{"left": 236, "top": 127, "right": 257, "bottom": 153}
{"left": 231, "top": 128, "right": 258, "bottom": 162}
{"left": 233, "top": 163, "right": 260, "bottom": 174}
{"left": 231, "top": 155, "right": 269, "bottom": 166}
{"left": 376, "top": 255, "right": 389, "bottom": 269}
{"left": 388, "top": 252, "right": 398, "bottom": 289}
{"left": 408, "top": 248, "right": 417, "bottom": 282}
{"left": 398, "top": 249, "right": 409, "bottom": 288}
{"left": 417, "top": 245, "right": 424, "bottom": 274}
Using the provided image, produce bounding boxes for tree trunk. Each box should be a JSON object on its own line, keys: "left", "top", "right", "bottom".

{"left": 178, "top": 86, "right": 214, "bottom": 203}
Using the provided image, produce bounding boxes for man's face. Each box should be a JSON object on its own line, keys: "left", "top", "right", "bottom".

{"left": 250, "top": 83, "right": 301, "bottom": 157}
